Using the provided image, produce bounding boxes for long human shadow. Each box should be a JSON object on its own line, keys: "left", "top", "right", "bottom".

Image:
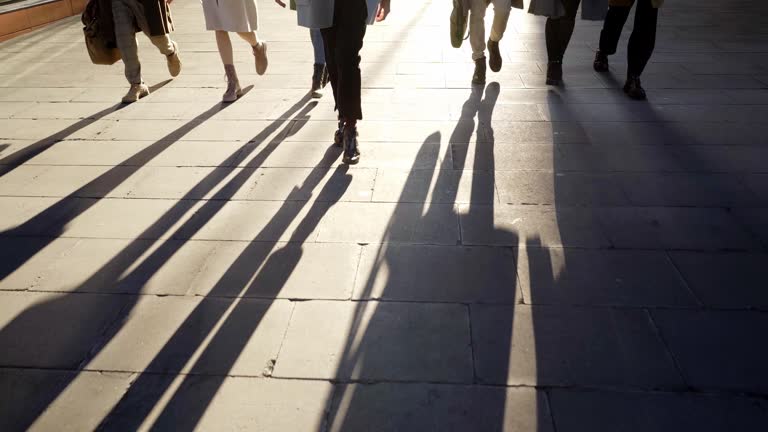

{"left": 0, "top": 83, "right": 248, "bottom": 280}
{"left": 325, "top": 83, "right": 522, "bottom": 430}
{"left": 0, "top": 80, "right": 172, "bottom": 177}
{"left": 0, "top": 91, "right": 320, "bottom": 431}
{"left": 96, "top": 138, "right": 348, "bottom": 430}
{"left": 524, "top": 76, "right": 757, "bottom": 429}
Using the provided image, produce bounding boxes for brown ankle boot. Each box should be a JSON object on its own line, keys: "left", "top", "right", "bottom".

{"left": 222, "top": 64, "right": 242, "bottom": 103}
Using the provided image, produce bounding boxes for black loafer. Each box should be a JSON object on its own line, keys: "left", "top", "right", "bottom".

{"left": 546, "top": 61, "right": 563, "bottom": 86}
{"left": 593, "top": 50, "right": 609, "bottom": 72}
{"left": 624, "top": 75, "right": 647, "bottom": 100}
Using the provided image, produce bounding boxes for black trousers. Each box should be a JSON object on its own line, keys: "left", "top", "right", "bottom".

{"left": 599, "top": 0, "right": 658, "bottom": 77}
{"left": 321, "top": 0, "right": 368, "bottom": 121}
{"left": 545, "top": 0, "right": 580, "bottom": 62}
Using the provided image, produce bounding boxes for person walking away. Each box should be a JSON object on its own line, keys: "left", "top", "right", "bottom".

{"left": 275, "top": 0, "right": 330, "bottom": 98}
{"left": 467, "top": 0, "right": 523, "bottom": 85}
{"left": 203, "top": 0, "right": 269, "bottom": 102}
{"left": 528, "top": 0, "right": 606, "bottom": 85}
{"left": 593, "top": 0, "right": 663, "bottom": 100}
{"left": 113, "top": 0, "right": 182, "bottom": 103}
{"left": 319, "top": 0, "right": 391, "bottom": 164}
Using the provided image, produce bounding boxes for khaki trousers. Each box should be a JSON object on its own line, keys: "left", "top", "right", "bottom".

{"left": 112, "top": 0, "right": 176, "bottom": 84}
{"left": 469, "top": 0, "right": 513, "bottom": 60}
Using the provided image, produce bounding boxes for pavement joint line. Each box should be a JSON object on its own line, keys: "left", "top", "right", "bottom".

{"left": 644, "top": 307, "right": 693, "bottom": 391}
{"left": 4, "top": 289, "right": 768, "bottom": 313}
{"left": 5, "top": 364, "right": 767, "bottom": 399}
{"left": 1, "top": 232, "right": 765, "bottom": 254}
{"left": 663, "top": 249, "right": 706, "bottom": 308}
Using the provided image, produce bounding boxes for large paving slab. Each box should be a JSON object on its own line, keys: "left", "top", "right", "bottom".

{"left": 328, "top": 383, "right": 554, "bottom": 432}
{"left": 668, "top": 251, "right": 768, "bottom": 308}
{"left": 470, "top": 305, "right": 684, "bottom": 388}
{"left": 0, "top": 291, "right": 129, "bottom": 369}
{"left": 517, "top": 247, "right": 696, "bottom": 307}
{"left": 650, "top": 309, "right": 768, "bottom": 394}
{"left": 549, "top": 389, "right": 768, "bottom": 432}
{"left": 87, "top": 296, "right": 293, "bottom": 376}
{"left": 0, "top": 369, "right": 133, "bottom": 432}
{"left": 99, "top": 376, "right": 332, "bottom": 431}
{"left": 353, "top": 244, "right": 520, "bottom": 303}
{"left": 273, "top": 301, "right": 473, "bottom": 383}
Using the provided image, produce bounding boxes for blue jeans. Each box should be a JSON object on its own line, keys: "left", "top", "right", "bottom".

{"left": 310, "top": 28, "right": 325, "bottom": 64}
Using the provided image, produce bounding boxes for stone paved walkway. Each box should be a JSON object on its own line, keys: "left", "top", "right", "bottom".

{"left": 2, "top": 0, "right": 768, "bottom": 430}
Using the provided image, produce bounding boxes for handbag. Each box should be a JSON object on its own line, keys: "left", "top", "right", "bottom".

{"left": 82, "top": 0, "right": 121, "bottom": 65}
{"left": 450, "top": 0, "right": 469, "bottom": 48}
{"left": 528, "top": 0, "right": 566, "bottom": 18}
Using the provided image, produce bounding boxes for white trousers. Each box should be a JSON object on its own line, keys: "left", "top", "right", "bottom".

{"left": 469, "top": 0, "right": 513, "bottom": 60}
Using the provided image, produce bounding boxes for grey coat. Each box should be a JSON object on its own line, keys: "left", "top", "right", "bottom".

{"left": 528, "top": 0, "right": 607, "bottom": 21}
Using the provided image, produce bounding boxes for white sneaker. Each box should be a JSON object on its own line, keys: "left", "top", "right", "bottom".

{"left": 122, "top": 83, "right": 150, "bottom": 104}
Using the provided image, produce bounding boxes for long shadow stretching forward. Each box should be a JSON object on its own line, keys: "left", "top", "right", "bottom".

{"left": 325, "top": 83, "right": 523, "bottom": 431}
{"left": 0, "top": 80, "right": 174, "bottom": 177}
{"left": 0, "top": 93, "right": 319, "bottom": 431}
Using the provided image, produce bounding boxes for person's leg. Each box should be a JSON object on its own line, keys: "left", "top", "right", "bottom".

{"left": 594, "top": 2, "right": 630, "bottom": 72}
{"left": 627, "top": 0, "right": 658, "bottom": 77}
{"left": 328, "top": 0, "right": 367, "bottom": 163}
{"left": 112, "top": 0, "right": 142, "bottom": 85}
{"left": 149, "top": 34, "right": 175, "bottom": 56}
{"left": 487, "top": 0, "right": 512, "bottom": 73}
{"left": 489, "top": 0, "right": 512, "bottom": 43}
{"left": 599, "top": 4, "right": 631, "bottom": 56}
{"left": 468, "top": 0, "right": 488, "bottom": 61}
{"left": 216, "top": 31, "right": 235, "bottom": 65}
{"left": 310, "top": 28, "right": 325, "bottom": 65}
{"left": 545, "top": 0, "right": 579, "bottom": 84}
{"left": 236, "top": 31, "right": 259, "bottom": 46}
{"left": 333, "top": 0, "right": 367, "bottom": 123}
{"left": 545, "top": 0, "right": 580, "bottom": 62}
{"left": 321, "top": 25, "right": 340, "bottom": 110}
{"left": 310, "top": 28, "right": 327, "bottom": 96}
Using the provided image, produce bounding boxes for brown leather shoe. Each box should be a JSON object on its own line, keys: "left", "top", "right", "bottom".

{"left": 253, "top": 41, "right": 268, "bottom": 75}
{"left": 166, "top": 41, "right": 181, "bottom": 77}
{"left": 121, "top": 83, "right": 149, "bottom": 104}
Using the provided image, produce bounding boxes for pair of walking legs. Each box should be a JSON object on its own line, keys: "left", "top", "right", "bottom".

{"left": 215, "top": 30, "right": 268, "bottom": 102}
{"left": 545, "top": 0, "right": 658, "bottom": 95}
{"left": 468, "top": 0, "right": 514, "bottom": 84}
{"left": 113, "top": 0, "right": 181, "bottom": 103}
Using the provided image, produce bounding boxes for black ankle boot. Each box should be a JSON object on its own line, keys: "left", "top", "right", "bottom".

{"left": 321, "top": 64, "right": 330, "bottom": 88}
{"left": 342, "top": 124, "right": 360, "bottom": 165}
{"left": 624, "top": 75, "right": 647, "bottom": 100}
{"left": 311, "top": 63, "right": 324, "bottom": 97}
{"left": 593, "top": 50, "right": 609, "bottom": 72}
{"left": 334, "top": 119, "right": 344, "bottom": 147}
{"left": 546, "top": 61, "right": 563, "bottom": 86}
{"left": 488, "top": 39, "right": 502, "bottom": 72}
{"left": 472, "top": 57, "right": 486, "bottom": 85}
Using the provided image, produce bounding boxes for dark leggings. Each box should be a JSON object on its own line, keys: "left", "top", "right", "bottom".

{"left": 545, "top": 0, "right": 580, "bottom": 62}
{"left": 599, "top": 0, "right": 658, "bottom": 76}
{"left": 321, "top": 0, "right": 368, "bottom": 121}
